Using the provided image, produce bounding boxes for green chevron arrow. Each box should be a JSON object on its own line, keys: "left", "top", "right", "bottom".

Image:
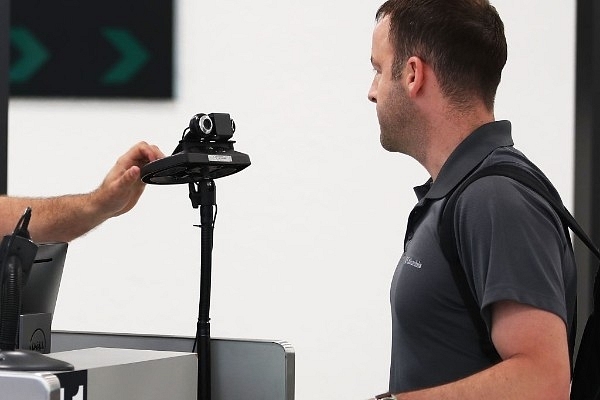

{"left": 102, "top": 28, "right": 150, "bottom": 85}
{"left": 10, "top": 27, "right": 50, "bottom": 83}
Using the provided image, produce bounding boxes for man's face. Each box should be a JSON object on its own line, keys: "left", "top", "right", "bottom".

{"left": 368, "top": 17, "right": 423, "bottom": 155}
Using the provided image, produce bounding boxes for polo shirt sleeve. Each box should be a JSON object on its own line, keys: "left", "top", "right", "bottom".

{"left": 453, "top": 175, "right": 570, "bottom": 330}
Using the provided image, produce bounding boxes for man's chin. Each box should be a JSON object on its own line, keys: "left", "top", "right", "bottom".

{"left": 380, "top": 134, "right": 398, "bottom": 152}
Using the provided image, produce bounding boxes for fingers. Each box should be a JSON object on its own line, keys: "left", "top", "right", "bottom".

{"left": 134, "top": 141, "right": 165, "bottom": 163}
{"left": 93, "top": 143, "right": 161, "bottom": 220}
{"left": 116, "top": 142, "right": 165, "bottom": 174}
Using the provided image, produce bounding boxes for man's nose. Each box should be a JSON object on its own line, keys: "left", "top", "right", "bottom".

{"left": 368, "top": 85, "right": 377, "bottom": 103}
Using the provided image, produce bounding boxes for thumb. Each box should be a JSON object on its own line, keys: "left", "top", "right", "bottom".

{"left": 121, "top": 166, "right": 142, "bottom": 185}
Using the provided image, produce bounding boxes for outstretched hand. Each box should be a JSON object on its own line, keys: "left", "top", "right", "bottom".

{"left": 92, "top": 141, "right": 165, "bottom": 219}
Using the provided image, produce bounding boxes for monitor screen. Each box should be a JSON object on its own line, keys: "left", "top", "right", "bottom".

{"left": 20, "top": 242, "right": 68, "bottom": 317}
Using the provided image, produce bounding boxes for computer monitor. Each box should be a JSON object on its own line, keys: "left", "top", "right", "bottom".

{"left": 20, "top": 242, "right": 68, "bottom": 317}
{"left": 0, "top": 212, "right": 73, "bottom": 370}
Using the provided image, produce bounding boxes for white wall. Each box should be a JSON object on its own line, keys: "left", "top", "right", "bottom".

{"left": 7, "top": 0, "right": 575, "bottom": 398}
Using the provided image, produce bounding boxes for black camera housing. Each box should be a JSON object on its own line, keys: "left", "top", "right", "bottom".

{"left": 189, "top": 113, "right": 236, "bottom": 142}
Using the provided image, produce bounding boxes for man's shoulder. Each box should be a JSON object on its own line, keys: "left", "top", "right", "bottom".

{"left": 461, "top": 146, "right": 559, "bottom": 203}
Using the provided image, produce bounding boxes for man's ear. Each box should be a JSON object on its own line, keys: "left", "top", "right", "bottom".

{"left": 405, "top": 56, "right": 425, "bottom": 98}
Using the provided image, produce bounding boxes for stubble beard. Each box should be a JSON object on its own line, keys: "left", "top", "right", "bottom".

{"left": 377, "top": 84, "right": 425, "bottom": 158}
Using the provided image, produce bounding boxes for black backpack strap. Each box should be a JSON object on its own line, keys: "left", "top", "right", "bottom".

{"left": 440, "top": 163, "right": 600, "bottom": 364}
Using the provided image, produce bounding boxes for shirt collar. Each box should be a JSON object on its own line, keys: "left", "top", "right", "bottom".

{"left": 414, "top": 120, "right": 514, "bottom": 200}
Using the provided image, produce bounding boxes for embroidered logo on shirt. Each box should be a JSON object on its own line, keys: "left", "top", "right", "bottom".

{"left": 401, "top": 255, "right": 422, "bottom": 269}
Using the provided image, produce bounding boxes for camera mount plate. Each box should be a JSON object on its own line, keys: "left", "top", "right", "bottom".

{"left": 140, "top": 150, "right": 250, "bottom": 184}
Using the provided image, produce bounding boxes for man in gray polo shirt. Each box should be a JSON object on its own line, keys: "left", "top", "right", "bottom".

{"left": 367, "top": 1, "right": 575, "bottom": 399}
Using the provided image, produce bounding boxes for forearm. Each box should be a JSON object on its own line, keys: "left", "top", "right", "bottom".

{"left": 390, "top": 356, "right": 569, "bottom": 400}
{"left": 0, "top": 193, "right": 108, "bottom": 243}
{"left": 0, "top": 142, "right": 162, "bottom": 243}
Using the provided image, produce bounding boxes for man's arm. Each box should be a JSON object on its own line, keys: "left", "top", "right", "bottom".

{"left": 388, "top": 300, "right": 571, "bottom": 400}
{"left": 0, "top": 141, "right": 164, "bottom": 242}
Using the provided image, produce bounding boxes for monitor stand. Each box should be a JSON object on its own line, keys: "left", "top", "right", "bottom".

{"left": 0, "top": 349, "right": 73, "bottom": 371}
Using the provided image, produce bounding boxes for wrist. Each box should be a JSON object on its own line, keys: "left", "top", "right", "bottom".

{"left": 86, "top": 189, "right": 109, "bottom": 219}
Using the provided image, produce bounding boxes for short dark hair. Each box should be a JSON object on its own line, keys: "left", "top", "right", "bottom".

{"left": 376, "top": 0, "right": 507, "bottom": 110}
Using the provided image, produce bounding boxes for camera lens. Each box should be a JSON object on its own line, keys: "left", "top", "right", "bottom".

{"left": 199, "top": 115, "right": 213, "bottom": 135}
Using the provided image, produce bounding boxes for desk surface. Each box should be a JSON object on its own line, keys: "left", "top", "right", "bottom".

{"left": 0, "top": 347, "right": 198, "bottom": 400}
{"left": 52, "top": 346, "right": 194, "bottom": 369}
{"left": 52, "top": 331, "right": 295, "bottom": 400}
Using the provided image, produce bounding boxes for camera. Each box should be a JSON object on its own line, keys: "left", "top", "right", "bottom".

{"left": 189, "top": 113, "right": 236, "bottom": 142}
{"left": 140, "top": 112, "right": 250, "bottom": 184}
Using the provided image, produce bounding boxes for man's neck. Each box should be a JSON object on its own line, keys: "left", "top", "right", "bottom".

{"left": 423, "top": 107, "right": 494, "bottom": 181}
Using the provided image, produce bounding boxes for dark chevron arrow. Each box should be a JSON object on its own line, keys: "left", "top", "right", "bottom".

{"left": 101, "top": 28, "right": 150, "bottom": 84}
{"left": 10, "top": 27, "right": 50, "bottom": 83}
